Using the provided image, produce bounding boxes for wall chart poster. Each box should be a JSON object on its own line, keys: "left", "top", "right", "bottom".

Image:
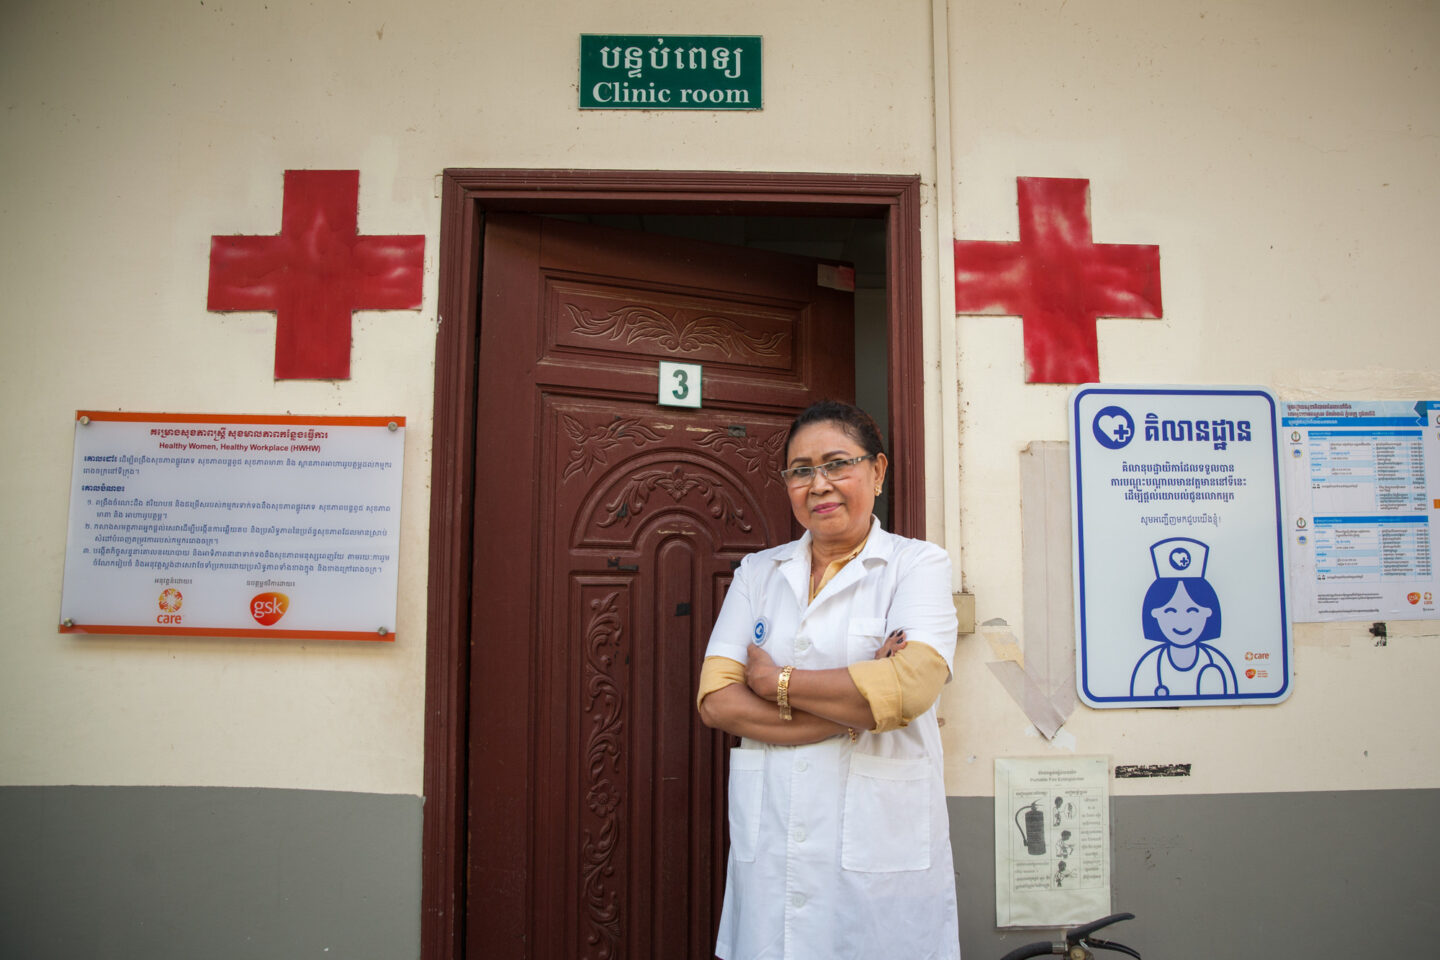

{"left": 1280, "top": 400, "right": 1439, "bottom": 622}
{"left": 994, "top": 756, "right": 1111, "bottom": 928}
{"left": 59, "top": 412, "right": 405, "bottom": 641}
{"left": 1070, "top": 386, "right": 1291, "bottom": 707}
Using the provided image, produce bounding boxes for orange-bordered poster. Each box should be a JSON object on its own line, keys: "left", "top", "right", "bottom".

{"left": 59, "top": 412, "right": 405, "bottom": 641}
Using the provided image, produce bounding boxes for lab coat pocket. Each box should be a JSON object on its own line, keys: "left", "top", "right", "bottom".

{"left": 841, "top": 753, "right": 932, "bottom": 873}
{"left": 727, "top": 747, "right": 766, "bottom": 863}
{"left": 846, "top": 616, "right": 888, "bottom": 660}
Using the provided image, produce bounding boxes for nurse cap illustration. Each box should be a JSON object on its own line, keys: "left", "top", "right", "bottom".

{"left": 1152, "top": 537, "right": 1207, "bottom": 579}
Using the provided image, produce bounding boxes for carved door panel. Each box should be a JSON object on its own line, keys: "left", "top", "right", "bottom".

{"left": 469, "top": 213, "right": 853, "bottom": 959}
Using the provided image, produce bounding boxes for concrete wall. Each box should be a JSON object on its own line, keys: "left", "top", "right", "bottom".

{"left": 946, "top": 0, "right": 1440, "bottom": 801}
{"left": 2, "top": 0, "right": 1437, "bottom": 955}
{"left": 2, "top": 787, "right": 1428, "bottom": 958}
{"left": 950, "top": 791, "right": 1436, "bottom": 958}
{"left": 0, "top": 787, "right": 420, "bottom": 959}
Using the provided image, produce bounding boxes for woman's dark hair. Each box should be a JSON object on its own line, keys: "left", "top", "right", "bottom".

{"left": 785, "top": 400, "right": 887, "bottom": 460}
{"left": 1140, "top": 576, "right": 1223, "bottom": 644}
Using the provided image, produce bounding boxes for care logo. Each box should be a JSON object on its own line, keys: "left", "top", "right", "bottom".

{"left": 250, "top": 592, "right": 289, "bottom": 626}
{"left": 157, "top": 588, "right": 183, "bottom": 624}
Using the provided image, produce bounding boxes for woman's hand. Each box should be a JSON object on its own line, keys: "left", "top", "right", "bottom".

{"left": 740, "top": 640, "right": 879, "bottom": 733}
{"left": 744, "top": 642, "right": 781, "bottom": 702}
{"left": 875, "top": 628, "right": 907, "bottom": 659}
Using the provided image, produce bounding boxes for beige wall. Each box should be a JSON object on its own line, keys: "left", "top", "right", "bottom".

{"left": 2, "top": 0, "right": 1436, "bottom": 805}
{"left": 945, "top": 0, "right": 1440, "bottom": 795}
{"left": 0, "top": 0, "right": 941, "bottom": 794}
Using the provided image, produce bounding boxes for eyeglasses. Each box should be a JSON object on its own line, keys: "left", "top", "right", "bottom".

{"left": 779, "top": 454, "right": 876, "bottom": 486}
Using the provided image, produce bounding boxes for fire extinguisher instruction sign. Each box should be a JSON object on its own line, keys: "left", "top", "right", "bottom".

{"left": 994, "top": 756, "right": 1111, "bottom": 927}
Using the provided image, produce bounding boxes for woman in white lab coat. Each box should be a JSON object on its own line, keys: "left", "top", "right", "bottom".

{"left": 697, "top": 401, "right": 960, "bottom": 960}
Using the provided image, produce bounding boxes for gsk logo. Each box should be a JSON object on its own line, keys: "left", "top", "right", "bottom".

{"left": 251, "top": 592, "right": 289, "bottom": 626}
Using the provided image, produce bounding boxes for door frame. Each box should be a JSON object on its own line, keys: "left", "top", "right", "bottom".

{"left": 421, "top": 169, "right": 926, "bottom": 960}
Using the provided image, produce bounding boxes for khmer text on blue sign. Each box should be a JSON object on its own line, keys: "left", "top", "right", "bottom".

{"left": 1069, "top": 385, "right": 1292, "bottom": 708}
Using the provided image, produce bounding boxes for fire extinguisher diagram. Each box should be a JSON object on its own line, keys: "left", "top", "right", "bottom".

{"left": 1015, "top": 800, "right": 1046, "bottom": 856}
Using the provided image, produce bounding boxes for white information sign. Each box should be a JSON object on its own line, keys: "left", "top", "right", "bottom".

{"left": 1070, "top": 386, "right": 1291, "bottom": 707}
{"left": 994, "top": 756, "right": 1111, "bottom": 928}
{"left": 60, "top": 412, "right": 405, "bottom": 641}
{"left": 1280, "top": 400, "right": 1440, "bottom": 622}
{"left": 657, "top": 361, "right": 702, "bottom": 408}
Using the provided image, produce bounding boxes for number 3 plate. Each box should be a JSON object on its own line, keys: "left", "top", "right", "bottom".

{"left": 658, "top": 361, "right": 702, "bottom": 409}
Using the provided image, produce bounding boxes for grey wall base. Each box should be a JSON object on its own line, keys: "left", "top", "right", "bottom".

{"left": 0, "top": 785, "right": 1431, "bottom": 958}
{"left": 952, "top": 790, "right": 1434, "bottom": 959}
{"left": 0, "top": 786, "right": 421, "bottom": 960}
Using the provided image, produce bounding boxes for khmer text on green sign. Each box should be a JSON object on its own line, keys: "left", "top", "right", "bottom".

{"left": 580, "top": 35, "right": 762, "bottom": 110}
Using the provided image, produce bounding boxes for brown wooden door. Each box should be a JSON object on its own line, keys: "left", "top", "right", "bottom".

{"left": 469, "top": 213, "right": 853, "bottom": 959}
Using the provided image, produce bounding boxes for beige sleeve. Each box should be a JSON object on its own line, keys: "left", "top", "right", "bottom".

{"left": 846, "top": 642, "right": 950, "bottom": 733}
{"left": 696, "top": 655, "right": 747, "bottom": 711}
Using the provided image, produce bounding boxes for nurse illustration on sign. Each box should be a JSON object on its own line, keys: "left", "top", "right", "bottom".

{"left": 1130, "top": 537, "right": 1240, "bottom": 698}
{"left": 696, "top": 401, "right": 959, "bottom": 960}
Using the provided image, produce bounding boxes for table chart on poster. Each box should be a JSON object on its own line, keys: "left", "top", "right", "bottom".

{"left": 1312, "top": 516, "right": 1431, "bottom": 580}
{"left": 1307, "top": 430, "right": 1428, "bottom": 514}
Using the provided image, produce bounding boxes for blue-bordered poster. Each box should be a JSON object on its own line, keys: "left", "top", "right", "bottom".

{"left": 1280, "top": 400, "right": 1440, "bottom": 622}
{"left": 1070, "top": 385, "right": 1292, "bottom": 707}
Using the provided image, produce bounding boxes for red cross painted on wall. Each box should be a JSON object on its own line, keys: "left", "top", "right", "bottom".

{"left": 953, "top": 177, "right": 1162, "bottom": 384}
{"left": 207, "top": 170, "right": 425, "bottom": 380}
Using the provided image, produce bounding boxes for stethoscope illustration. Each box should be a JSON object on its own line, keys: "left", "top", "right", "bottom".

{"left": 1148, "top": 644, "right": 1227, "bottom": 697}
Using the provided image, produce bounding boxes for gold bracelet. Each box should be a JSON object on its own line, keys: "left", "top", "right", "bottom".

{"left": 776, "top": 665, "right": 794, "bottom": 721}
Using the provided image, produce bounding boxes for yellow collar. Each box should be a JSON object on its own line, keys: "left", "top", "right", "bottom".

{"left": 809, "top": 536, "right": 868, "bottom": 602}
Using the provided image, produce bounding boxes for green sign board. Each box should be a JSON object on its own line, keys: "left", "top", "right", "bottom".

{"left": 579, "top": 35, "right": 762, "bottom": 110}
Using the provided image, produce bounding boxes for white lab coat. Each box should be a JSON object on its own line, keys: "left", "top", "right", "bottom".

{"left": 705, "top": 519, "right": 960, "bottom": 960}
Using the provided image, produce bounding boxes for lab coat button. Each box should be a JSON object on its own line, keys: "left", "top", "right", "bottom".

{"left": 795, "top": 638, "right": 811, "bottom": 653}
{"left": 793, "top": 828, "right": 807, "bottom": 843}
{"left": 795, "top": 759, "right": 809, "bottom": 772}
{"left": 791, "top": 893, "right": 806, "bottom": 908}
